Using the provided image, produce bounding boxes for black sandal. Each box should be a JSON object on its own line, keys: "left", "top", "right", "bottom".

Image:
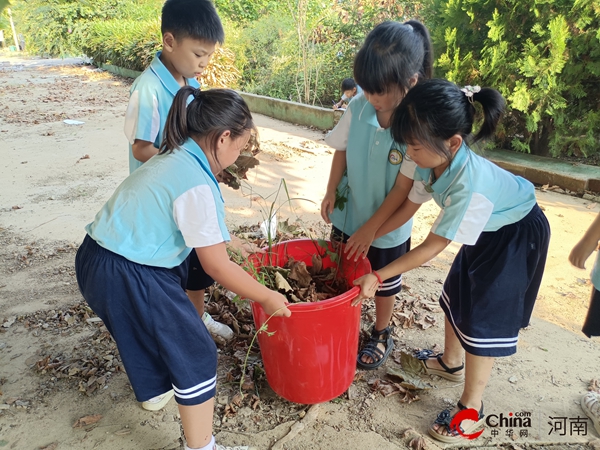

{"left": 414, "top": 349, "right": 465, "bottom": 382}
{"left": 429, "top": 400, "right": 485, "bottom": 443}
{"left": 356, "top": 326, "right": 394, "bottom": 370}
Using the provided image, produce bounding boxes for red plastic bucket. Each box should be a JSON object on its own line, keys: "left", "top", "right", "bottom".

{"left": 249, "top": 239, "right": 371, "bottom": 404}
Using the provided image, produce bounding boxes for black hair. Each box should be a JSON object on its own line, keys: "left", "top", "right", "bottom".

{"left": 353, "top": 20, "right": 433, "bottom": 95}
{"left": 341, "top": 78, "right": 356, "bottom": 91}
{"left": 161, "top": 0, "right": 224, "bottom": 44}
{"left": 391, "top": 79, "right": 505, "bottom": 161}
{"left": 160, "top": 87, "right": 256, "bottom": 171}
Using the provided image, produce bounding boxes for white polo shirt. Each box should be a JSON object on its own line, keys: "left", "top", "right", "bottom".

{"left": 408, "top": 144, "right": 537, "bottom": 245}
{"left": 124, "top": 52, "right": 200, "bottom": 174}
{"left": 325, "top": 93, "right": 418, "bottom": 249}
{"left": 86, "top": 138, "right": 230, "bottom": 268}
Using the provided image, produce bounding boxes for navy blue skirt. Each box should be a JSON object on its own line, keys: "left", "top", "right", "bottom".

{"left": 440, "top": 204, "right": 550, "bottom": 357}
{"left": 75, "top": 235, "right": 218, "bottom": 405}
{"left": 583, "top": 288, "right": 600, "bottom": 338}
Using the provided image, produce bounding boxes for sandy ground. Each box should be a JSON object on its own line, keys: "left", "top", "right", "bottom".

{"left": 1, "top": 57, "right": 600, "bottom": 450}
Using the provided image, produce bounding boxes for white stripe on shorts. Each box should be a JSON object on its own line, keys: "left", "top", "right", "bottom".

{"left": 173, "top": 375, "right": 217, "bottom": 399}
{"left": 440, "top": 290, "right": 519, "bottom": 348}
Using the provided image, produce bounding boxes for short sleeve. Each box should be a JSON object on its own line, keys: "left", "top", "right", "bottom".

{"left": 400, "top": 154, "right": 418, "bottom": 180}
{"left": 124, "top": 86, "right": 161, "bottom": 145}
{"left": 173, "top": 185, "right": 230, "bottom": 248}
{"left": 325, "top": 107, "right": 353, "bottom": 151}
{"left": 431, "top": 191, "right": 494, "bottom": 245}
{"left": 407, "top": 181, "right": 432, "bottom": 204}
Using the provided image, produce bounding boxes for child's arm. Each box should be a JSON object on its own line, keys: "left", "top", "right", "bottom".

{"left": 196, "top": 243, "right": 291, "bottom": 317}
{"left": 321, "top": 151, "right": 347, "bottom": 223}
{"left": 132, "top": 139, "right": 159, "bottom": 163}
{"left": 352, "top": 232, "right": 451, "bottom": 304}
{"left": 569, "top": 212, "right": 600, "bottom": 269}
{"left": 344, "top": 172, "right": 413, "bottom": 261}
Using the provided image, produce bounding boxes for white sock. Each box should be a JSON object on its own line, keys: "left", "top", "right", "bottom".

{"left": 185, "top": 435, "right": 215, "bottom": 450}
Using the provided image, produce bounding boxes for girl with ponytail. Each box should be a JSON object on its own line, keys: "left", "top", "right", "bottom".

{"left": 76, "top": 87, "right": 291, "bottom": 450}
{"left": 354, "top": 79, "right": 550, "bottom": 443}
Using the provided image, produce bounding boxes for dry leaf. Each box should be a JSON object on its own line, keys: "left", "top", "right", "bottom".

{"left": 275, "top": 272, "right": 293, "bottom": 292}
{"left": 288, "top": 261, "right": 313, "bottom": 288}
{"left": 408, "top": 436, "right": 427, "bottom": 450}
{"left": 39, "top": 443, "right": 58, "bottom": 450}
{"left": 73, "top": 414, "right": 102, "bottom": 428}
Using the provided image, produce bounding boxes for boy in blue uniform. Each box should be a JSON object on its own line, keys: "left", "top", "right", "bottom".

{"left": 354, "top": 80, "right": 550, "bottom": 443}
{"left": 123, "top": 0, "right": 233, "bottom": 411}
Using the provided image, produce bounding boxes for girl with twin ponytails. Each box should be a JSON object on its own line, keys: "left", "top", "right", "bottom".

{"left": 354, "top": 79, "right": 550, "bottom": 443}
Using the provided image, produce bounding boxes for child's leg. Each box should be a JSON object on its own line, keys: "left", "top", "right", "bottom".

{"left": 374, "top": 294, "right": 394, "bottom": 330}
{"left": 431, "top": 352, "right": 494, "bottom": 437}
{"left": 188, "top": 289, "right": 206, "bottom": 317}
{"left": 422, "top": 316, "right": 464, "bottom": 373}
{"left": 179, "top": 398, "right": 215, "bottom": 449}
{"left": 357, "top": 239, "right": 410, "bottom": 368}
{"left": 186, "top": 251, "right": 234, "bottom": 340}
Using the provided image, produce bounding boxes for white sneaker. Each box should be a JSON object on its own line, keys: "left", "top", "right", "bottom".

{"left": 215, "top": 445, "right": 251, "bottom": 450}
{"left": 141, "top": 389, "right": 174, "bottom": 411}
{"left": 202, "top": 312, "right": 234, "bottom": 340}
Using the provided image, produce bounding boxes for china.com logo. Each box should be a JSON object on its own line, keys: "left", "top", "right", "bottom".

{"left": 450, "top": 409, "right": 531, "bottom": 439}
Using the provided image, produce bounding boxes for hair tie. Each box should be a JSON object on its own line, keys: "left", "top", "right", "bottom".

{"left": 193, "top": 87, "right": 202, "bottom": 100}
{"left": 460, "top": 85, "right": 481, "bottom": 104}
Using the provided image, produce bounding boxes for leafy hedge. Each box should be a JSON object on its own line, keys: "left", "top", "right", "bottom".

{"left": 80, "top": 18, "right": 161, "bottom": 72}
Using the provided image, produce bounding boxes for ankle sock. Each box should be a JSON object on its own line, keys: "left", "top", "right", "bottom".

{"left": 185, "top": 435, "right": 215, "bottom": 450}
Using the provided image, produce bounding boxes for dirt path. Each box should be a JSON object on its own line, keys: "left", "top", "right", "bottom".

{"left": 1, "top": 58, "right": 599, "bottom": 450}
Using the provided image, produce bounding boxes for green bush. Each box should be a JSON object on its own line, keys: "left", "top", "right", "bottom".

{"left": 80, "top": 18, "right": 161, "bottom": 72}
{"left": 424, "top": 0, "right": 600, "bottom": 157}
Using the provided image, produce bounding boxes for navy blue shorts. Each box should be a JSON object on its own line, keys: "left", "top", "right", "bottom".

{"left": 440, "top": 204, "right": 550, "bottom": 357}
{"left": 75, "top": 235, "right": 217, "bottom": 405}
{"left": 331, "top": 226, "right": 411, "bottom": 297}
{"left": 583, "top": 287, "right": 600, "bottom": 338}
{"left": 186, "top": 249, "right": 214, "bottom": 291}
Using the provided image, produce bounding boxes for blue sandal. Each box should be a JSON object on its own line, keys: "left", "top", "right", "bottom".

{"left": 356, "top": 326, "right": 394, "bottom": 370}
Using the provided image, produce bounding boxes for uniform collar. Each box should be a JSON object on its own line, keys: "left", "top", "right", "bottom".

{"left": 149, "top": 51, "right": 200, "bottom": 96}
{"left": 180, "top": 138, "right": 222, "bottom": 197}
{"left": 355, "top": 95, "right": 382, "bottom": 129}
{"left": 423, "top": 143, "right": 470, "bottom": 195}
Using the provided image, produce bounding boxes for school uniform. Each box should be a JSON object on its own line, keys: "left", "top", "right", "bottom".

{"left": 123, "top": 51, "right": 210, "bottom": 291}
{"left": 325, "top": 93, "right": 418, "bottom": 296}
{"left": 408, "top": 144, "right": 551, "bottom": 357}
{"left": 583, "top": 252, "right": 600, "bottom": 337}
{"left": 75, "top": 138, "right": 229, "bottom": 405}
{"left": 124, "top": 51, "right": 200, "bottom": 175}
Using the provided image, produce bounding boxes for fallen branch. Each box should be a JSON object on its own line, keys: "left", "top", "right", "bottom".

{"left": 271, "top": 403, "right": 320, "bottom": 450}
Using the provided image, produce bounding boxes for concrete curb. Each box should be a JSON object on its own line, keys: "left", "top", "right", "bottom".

{"left": 238, "top": 92, "right": 342, "bottom": 131}
{"left": 485, "top": 149, "right": 600, "bottom": 194}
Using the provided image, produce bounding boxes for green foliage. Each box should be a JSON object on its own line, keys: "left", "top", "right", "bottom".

{"left": 424, "top": 0, "right": 600, "bottom": 157}
{"left": 80, "top": 18, "right": 161, "bottom": 72}
{"left": 10, "top": 0, "right": 162, "bottom": 57}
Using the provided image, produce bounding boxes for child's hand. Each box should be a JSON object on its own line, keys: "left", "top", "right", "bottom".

{"left": 345, "top": 226, "right": 375, "bottom": 261}
{"left": 321, "top": 192, "right": 336, "bottom": 224}
{"left": 261, "top": 291, "right": 292, "bottom": 317}
{"left": 569, "top": 237, "right": 599, "bottom": 269}
{"left": 351, "top": 273, "right": 379, "bottom": 306}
